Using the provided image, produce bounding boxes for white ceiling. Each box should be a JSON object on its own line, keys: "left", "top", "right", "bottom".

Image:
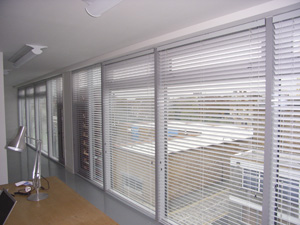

{"left": 0, "top": 0, "right": 285, "bottom": 86}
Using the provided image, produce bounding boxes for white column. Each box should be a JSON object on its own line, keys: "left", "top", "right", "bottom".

{"left": 62, "top": 72, "right": 75, "bottom": 173}
{"left": 0, "top": 52, "right": 8, "bottom": 184}
{"left": 261, "top": 17, "right": 275, "bottom": 225}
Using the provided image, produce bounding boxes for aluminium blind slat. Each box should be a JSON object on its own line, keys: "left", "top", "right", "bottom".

{"left": 159, "top": 132, "right": 265, "bottom": 141}
{"left": 160, "top": 113, "right": 265, "bottom": 121}
{"left": 160, "top": 109, "right": 265, "bottom": 115}
{"left": 160, "top": 57, "right": 266, "bottom": 75}
{"left": 271, "top": 14, "right": 300, "bottom": 225}
{"left": 273, "top": 95, "right": 300, "bottom": 101}
{"left": 161, "top": 62, "right": 265, "bottom": 78}
{"left": 274, "top": 49, "right": 300, "bottom": 58}
{"left": 158, "top": 25, "right": 266, "bottom": 225}
{"left": 160, "top": 53, "right": 266, "bottom": 72}
{"left": 72, "top": 64, "right": 103, "bottom": 186}
{"left": 160, "top": 69, "right": 266, "bottom": 83}
{"left": 104, "top": 53, "right": 155, "bottom": 214}
{"left": 274, "top": 68, "right": 300, "bottom": 75}
{"left": 165, "top": 104, "right": 264, "bottom": 112}
{"left": 161, "top": 27, "right": 265, "bottom": 56}
{"left": 161, "top": 47, "right": 265, "bottom": 69}
{"left": 160, "top": 71, "right": 266, "bottom": 82}
{"left": 160, "top": 79, "right": 266, "bottom": 90}
{"left": 163, "top": 101, "right": 266, "bottom": 106}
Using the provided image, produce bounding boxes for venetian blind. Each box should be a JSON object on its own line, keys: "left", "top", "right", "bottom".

{"left": 271, "top": 14, "right": 300, "bottom": 225}
{"left": 18, "top": 89, "right": 26, "bottom": 127}
{"left": 47, "top": 76, "right": 64, "bottom": 163}
{"left": 158, "top": 23, "right": 266, "bottom": 224}
{"left": 35, "top": 83, "right": 48, "bottom": 154}
{"left": 103, "top": 52, "right": 155, "bottom": 215}
{"left": 72, "top": 64, "right": 103, "bottom": 186}
{"left": 26, "top": 86, "right": 36, "bottom": 147}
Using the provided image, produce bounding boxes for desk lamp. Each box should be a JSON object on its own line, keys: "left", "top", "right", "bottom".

{"left": 6, "top": 126, "right": 48, "bottom": 201}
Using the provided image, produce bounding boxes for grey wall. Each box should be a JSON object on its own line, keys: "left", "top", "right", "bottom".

{"left": 0, "top": 52, "right": 8, "bottom": 184}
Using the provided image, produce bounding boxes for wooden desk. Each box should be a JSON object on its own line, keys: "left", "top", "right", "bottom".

{"left": 0, "top": 176, "right": 118, "bottom": 225}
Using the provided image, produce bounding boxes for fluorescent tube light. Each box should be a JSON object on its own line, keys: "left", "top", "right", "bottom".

{"left": 8, "top": 44, "right": 47, "bottom": 68}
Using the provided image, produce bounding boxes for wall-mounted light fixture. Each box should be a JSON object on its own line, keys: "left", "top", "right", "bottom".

{"left": 8, "top": 44, "right": 47, "bottom": 68}
{"left": 82, "top": 0, "right": 122, "bottom": 17}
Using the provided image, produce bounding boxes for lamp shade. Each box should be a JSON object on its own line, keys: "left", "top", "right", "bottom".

{"left": 6, "top": 126, "right": 26, "bottom": 152}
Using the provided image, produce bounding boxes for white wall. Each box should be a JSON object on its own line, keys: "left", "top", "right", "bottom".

{"left": 0, "top": 52, "right": 8, "bottom": 185}
{"left": 5, "top": 85, "right": 18, "bottom": 142}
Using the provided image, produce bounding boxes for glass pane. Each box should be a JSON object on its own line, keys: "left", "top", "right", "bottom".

{"left": 105, "top": 54, "right": 155, "bottom": 212}
{"left": 159, "top": 26, "right": 266, "bottom": 224}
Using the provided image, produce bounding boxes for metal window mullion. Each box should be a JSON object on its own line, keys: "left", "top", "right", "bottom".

{"left": 101, "top": 63, "right": 107, "bottom": 190}
{"left": 47, "top": 81, "right": 54, "bottom": 158}
{"left": 102, "top": 65, "right": 111, "bottom": 191}
{"left": 71, "top": 74, "right": 80, "bottom": 174}
{"left": 261, "top": 17, "right": 275, "bottom": 225}
{"left": 155, "top": 48, "right": 165, "bottom": 221}
{"left": 44, "top": 82, "right": 50, "bottom": 157}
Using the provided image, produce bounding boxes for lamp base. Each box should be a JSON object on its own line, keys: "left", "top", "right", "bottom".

{"left": 27, "top": 193, "right": 48, "bottom": 201}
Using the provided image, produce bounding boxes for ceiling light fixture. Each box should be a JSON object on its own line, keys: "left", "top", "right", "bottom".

{"left": 82, "top": 0, "right": 122, "bottom": 17}
{"left": 8, "top": 44, "right": 47, "bottom": 68}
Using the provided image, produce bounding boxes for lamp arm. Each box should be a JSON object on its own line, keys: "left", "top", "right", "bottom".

{"left": 28, "top": 138, "right": 42, "bottom": 191}
{"left": 26, "top": 136, "right": 48, "bottom": 201}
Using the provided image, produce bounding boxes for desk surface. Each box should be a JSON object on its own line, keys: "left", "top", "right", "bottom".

{"left": 0, "top": 176, "right": 118, "bottom": 225}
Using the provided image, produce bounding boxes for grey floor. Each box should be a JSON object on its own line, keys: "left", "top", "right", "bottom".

{"left": 7, "top": 146, "right": 160, "bottom": 225}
